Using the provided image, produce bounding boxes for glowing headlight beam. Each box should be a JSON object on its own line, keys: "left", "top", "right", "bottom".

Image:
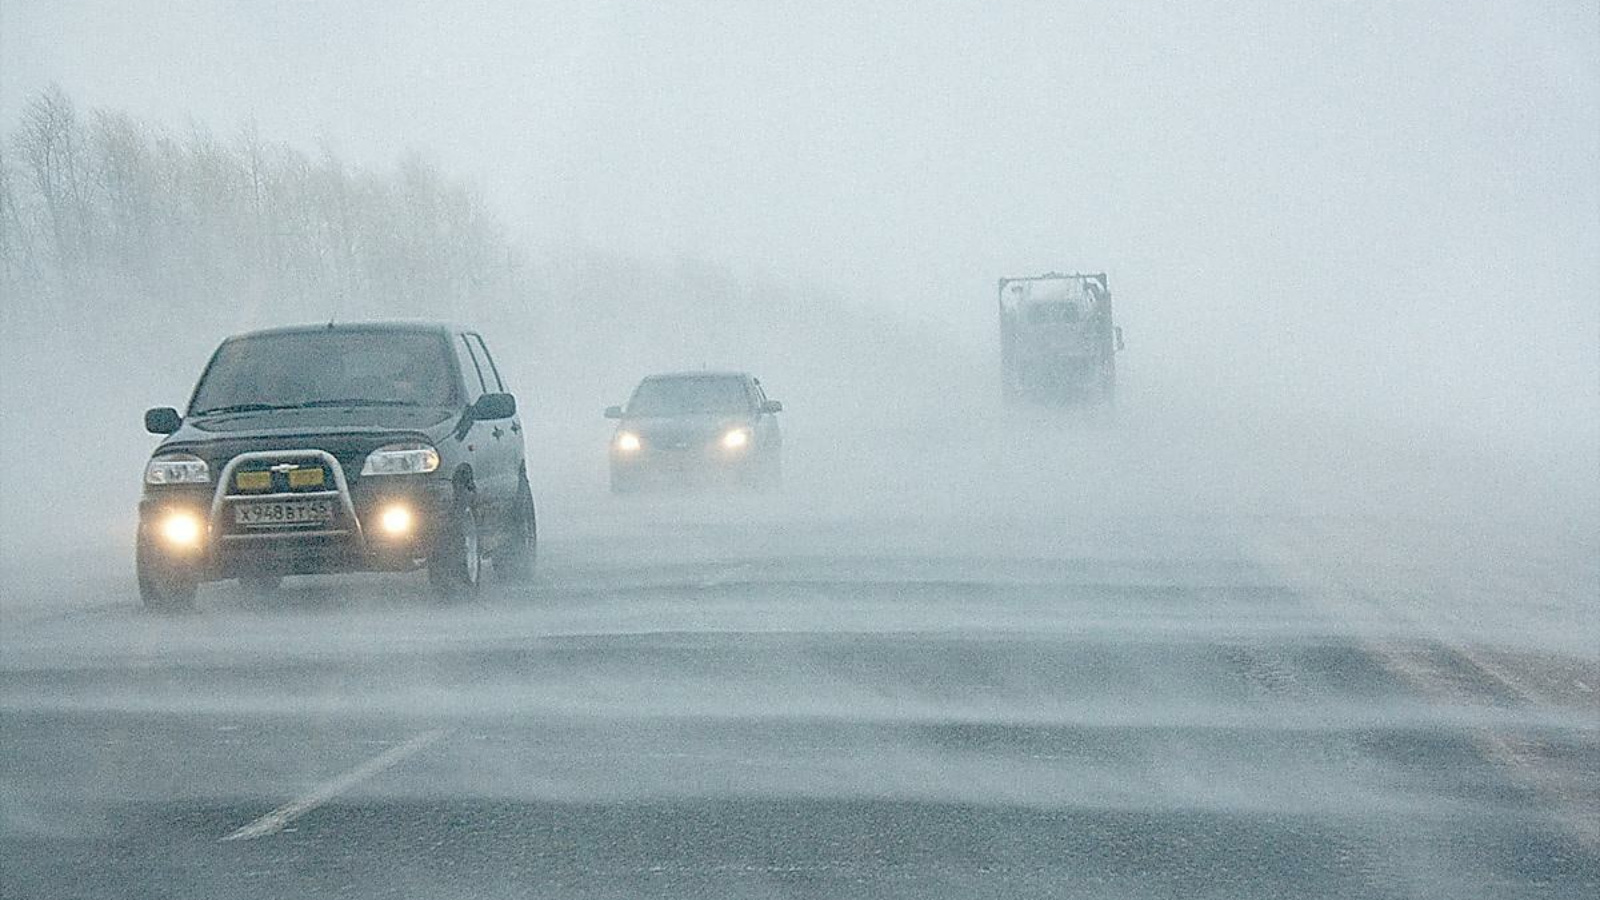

{"left": 615, "top": 432, "right": 642, "bottom": 453}
{"left": 159, "top": 511, "right": 204, "bottom": 548}
{"left": 378, "top": 504, "right": 414, "bottom": 536}
{"left": 720, "top": 428, "right": 750, "bottom": 450}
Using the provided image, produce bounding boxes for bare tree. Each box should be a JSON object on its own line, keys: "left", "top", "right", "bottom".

{"left": 90, "top": 109, "right": 156, "bottom": 271}
{"left": 12, "top": 84, "right": 88, "bottom": 279}
{"left": 5, "top": 87, "right": 526, "bottom": 335}
{"left": 0, "top": 147, "right": 42, "bottom": 293}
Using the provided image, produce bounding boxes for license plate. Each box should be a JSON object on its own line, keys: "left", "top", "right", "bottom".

{"left": 234, "top": 500, "right": 334, "bottom": 527}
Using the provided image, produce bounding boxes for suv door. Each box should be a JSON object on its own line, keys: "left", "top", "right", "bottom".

{"left": 450, "top": 333, "right": 495, "bottom": 511}
{"left": 461, "top": 332, "right": 519, "bottom": 537}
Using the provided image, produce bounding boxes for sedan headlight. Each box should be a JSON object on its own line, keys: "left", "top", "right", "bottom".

{"left": 144, "top": 453, "right": 210, "bottom": 485}
{"left": 720, "top": 428, "right": 751, "bottom": 451}
{"left": 614, "top": 431, "right": 642, "bottom": 454}
{"left": 361, "top": 442, "right": 440, "bottom": 476}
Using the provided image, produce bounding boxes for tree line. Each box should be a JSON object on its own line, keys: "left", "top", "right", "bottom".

{"left": 1, "top": 85, "right": 522, "bottom": 341}
{"left": 0, "top": 86, "right": 928, "bottom": 410}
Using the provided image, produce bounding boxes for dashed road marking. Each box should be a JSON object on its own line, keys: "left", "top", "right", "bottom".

{"left": 221, "top": 729, "right": 446, "bottom": 842}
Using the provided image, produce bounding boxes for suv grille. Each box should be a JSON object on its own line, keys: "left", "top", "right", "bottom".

{"left": 227, "top": 461, "right": 334, "bottom": 495}
{"left": 214, "top": 451, "right": 352, "bottom": 539}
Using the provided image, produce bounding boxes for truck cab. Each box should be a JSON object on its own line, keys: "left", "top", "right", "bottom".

{"left": 998, "top": 272, "right": 1122, "bottom": 406}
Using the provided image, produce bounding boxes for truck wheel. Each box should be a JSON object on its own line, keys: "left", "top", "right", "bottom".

{"left": 137, "top": 539, "right": 198, "bottom": 613}
{"left": 428, "top": 499, "right": 481, "bottom": 600}
{"left": 493, "top": 477, "right": 538, "bottom": 583}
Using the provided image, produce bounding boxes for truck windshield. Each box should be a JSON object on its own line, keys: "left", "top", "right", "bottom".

{"left": 628, "top": 377, "right": 749, "bottom": 415}
{"left": 189, "top": 330, "right": 457, "bottom": 415}
{"left": 1028, "top": 302, "right": 1084, "bottom": 325}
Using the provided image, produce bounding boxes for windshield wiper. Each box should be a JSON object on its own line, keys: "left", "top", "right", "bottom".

{"left": 191, "top": 402, "right": 301, "bottom": 416}
{"left": 296, "top": 398, "right": 420, "bottom": 408}
{"left": 192, "top": 398, "right": 420, "bottom": 416}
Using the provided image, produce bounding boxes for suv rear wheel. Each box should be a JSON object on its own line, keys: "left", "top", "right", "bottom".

{"left": 493, "top": 475, "right": 538, "bottom": 582}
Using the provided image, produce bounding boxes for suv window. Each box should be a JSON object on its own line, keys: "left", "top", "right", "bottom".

{"left": 467, "top": 334, "right": 504, "bottom": 392}
{"left": 455, "top": 334, "right": 487, "bottom": 402}
{"left": 189, "top": 330, "right": 458, "bottom": 413}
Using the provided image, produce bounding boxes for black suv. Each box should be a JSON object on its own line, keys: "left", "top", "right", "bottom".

{"left": 605, "top": 371, "right": 783, "bottom": 493}
{"left": 138, "top": 322, "right": 536, "bottom": 610}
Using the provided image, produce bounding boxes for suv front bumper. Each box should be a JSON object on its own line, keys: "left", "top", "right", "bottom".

{"left": 138, "top": 450, "right": 454, "bottom": 581}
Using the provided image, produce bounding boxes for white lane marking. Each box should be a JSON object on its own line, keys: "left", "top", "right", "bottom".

{"left": 221, "top": 730, "right": 446, "bottom": 842}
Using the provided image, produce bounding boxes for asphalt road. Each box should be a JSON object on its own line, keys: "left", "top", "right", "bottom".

{"left": 2, "top": 487, "right": 1597, "bottom": 899}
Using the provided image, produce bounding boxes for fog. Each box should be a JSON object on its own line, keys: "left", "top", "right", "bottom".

{"left": 0, "top": 4, "right": 1597, "bottom": 895}
{"left": 3, "top": 0, "right": 1595, "bottom": 575}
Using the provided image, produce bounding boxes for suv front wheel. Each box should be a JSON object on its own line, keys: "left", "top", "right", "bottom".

{"left": 428, "top": 498, "right": 482, "bottom": 600}
{"left": 136, "top": 537, "right": 199, "bottom": 612}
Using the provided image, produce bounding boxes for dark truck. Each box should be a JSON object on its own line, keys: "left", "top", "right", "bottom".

{"left": 998, "top": 272, "right": 1123, "bottom": 406}
{"left": 137, "top": 322, "right": 537, "bottom": 610}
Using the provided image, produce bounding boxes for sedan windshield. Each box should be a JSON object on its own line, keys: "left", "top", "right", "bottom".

{"left": 628, "top": 377, "right": 749, "bottom": 416}
{"left": 189, "top": 331, "right": 457, "bottom": 414}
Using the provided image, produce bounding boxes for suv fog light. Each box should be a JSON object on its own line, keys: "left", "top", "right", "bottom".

{"left": 378, "top": 504, "right": 414, "bottom": 537}
{"left": 159, "top": 511, "right": 204, "bottom": 549}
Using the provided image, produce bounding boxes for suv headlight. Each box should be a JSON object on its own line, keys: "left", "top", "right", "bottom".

{"left": 144, "top": 453, "right": 210, "bottom": 485}
{"left": 361, "top": 442, "right": 440, "bottom": 476}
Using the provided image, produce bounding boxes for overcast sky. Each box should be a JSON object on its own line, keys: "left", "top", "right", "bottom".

{"left": 4, "top": 0, "right": 1597, "bottom": 437}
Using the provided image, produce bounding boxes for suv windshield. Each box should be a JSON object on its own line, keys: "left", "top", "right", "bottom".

{"left": 189, "top": 330, "right": 457, "bottom": 414}
{"left": 628, "top": 377, "right": 749, "bottom": 416}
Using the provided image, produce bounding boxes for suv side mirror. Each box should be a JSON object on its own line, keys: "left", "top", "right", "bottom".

{"left": 761, "top": 400, "right": 783, "bottom": 414}
{"left": 145, "top": 407, "right": 181, "bottom": 435}
{"left": 472, "top": 393, "right": 516, "bottom": 420}
{"left": 604, "top": 405, "right": 624, "bottom": 419}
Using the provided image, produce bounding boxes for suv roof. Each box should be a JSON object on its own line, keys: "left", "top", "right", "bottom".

{"left": 224, "top": 321, "right": 461, "bottom": 342}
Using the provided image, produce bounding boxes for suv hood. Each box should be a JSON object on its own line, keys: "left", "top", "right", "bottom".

{"left": 155, "top": 406, "right": 458, "bottom": 482}
{"left": 180, "top": 405, "right": 456, "bottom": 437}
